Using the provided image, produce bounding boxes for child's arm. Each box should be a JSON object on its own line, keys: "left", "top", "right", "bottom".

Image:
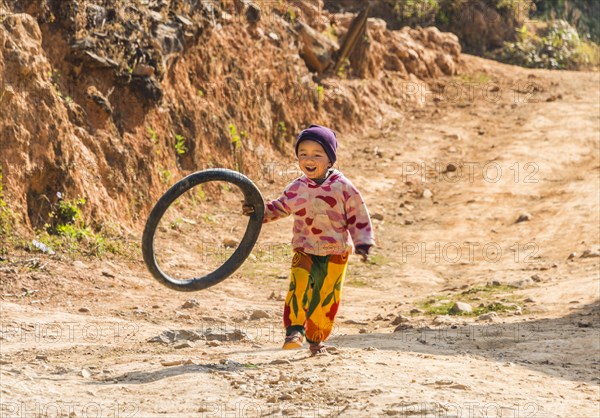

{"left": 262, "top": 194, "right": 293, "bottom": 223}
{"left": 243, "top": 181, "right": 296, "bottom": 222}
{"left": 344, "top": 185, "right": 375, "bottom": 257}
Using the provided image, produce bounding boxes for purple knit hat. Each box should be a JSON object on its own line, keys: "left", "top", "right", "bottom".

{"left": 295, "top": 125, "right": 338, "bottom": 164}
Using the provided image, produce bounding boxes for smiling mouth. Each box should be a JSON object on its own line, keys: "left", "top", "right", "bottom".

{"left": 305, "top": 166, "right": 317, "bottom": 173}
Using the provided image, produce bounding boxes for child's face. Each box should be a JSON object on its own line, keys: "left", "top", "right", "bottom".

{"left": 297, "top": 140, "right": 331, "bottom": 180}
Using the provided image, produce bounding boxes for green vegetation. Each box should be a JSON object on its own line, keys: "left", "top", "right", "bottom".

{"left": 174, "top": 134, "right": 187, "bottom": 155}
{"left": 31, "top": 194, "right": 137, "bottom": 258}
{"left": 493, "top": 20, "right": 599, "bottom": 69}
{"left": 316, "top": 85, "right": 324, "bottom": 102}
{"left": 418, "top": 283, "right": 527, "bottom": 317}
{"left": 0, "top": 168, "right": 17, "bottom": 247}
{"left": 532, "top": 0, "right": 600, "bottom": 43}
{"left": 147, "top": 126, "right": 159, "bottom": 145}
{"left": 159, "top": 168, "right": 172, "bottom": 184}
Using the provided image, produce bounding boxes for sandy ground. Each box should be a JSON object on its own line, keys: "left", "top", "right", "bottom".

{"left": 1, "top": 55, "right": 599, "bottom": 417}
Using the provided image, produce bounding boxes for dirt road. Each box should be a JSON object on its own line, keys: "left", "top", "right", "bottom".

{"left": 1, "top": 56, "right": 599, "bottom": 417}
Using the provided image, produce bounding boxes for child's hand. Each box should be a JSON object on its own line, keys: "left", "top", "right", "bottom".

{"left": 355, "top": 245, "right": 371, "bottom": 263}
{"left": 241, "top": 201, "right": 255, "bottom": 216}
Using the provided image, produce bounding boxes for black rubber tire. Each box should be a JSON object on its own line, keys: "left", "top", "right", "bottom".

{"left": 142, "top": 169, "right": 265, "bottom": 291}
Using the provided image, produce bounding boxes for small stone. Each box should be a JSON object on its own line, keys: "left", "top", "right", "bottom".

{"left": 450, "top": 302, "right": 473, "bottom": 314}
{"left": 524, "top": 297, "right": 536, "bottom": 303}
{"left": 445, "top": 163, "right": 457, "bottom": 172}
{"left": 515, "top": 213, "right": 532, "bottom": 223}
{"left": 410, "top": 308, "right": 422, "bottom": 314}
{"left": 222, "top": 238, "right": 238, "bottom": 248}
{"left": 207, "top": 340, "right": 221, "bottom": 347}
{"left": 249, "top": 310, "right": 270, "bottom": 320}
{"left": 279, "top": 393, "right": 293, "bottom": 401}
{"left": 422, "top": 189, "right": 433, "bottom": 199}
{"left": 580, "top": 249, "right": 600, "bottom": 258}
{"left": 160, "top": 360, "right": 183, "bottom": 367}
{"left": 78, "top": 307, "right": 90, "bottom": 313}
{"left": 81, "top": 368, "right": 92, "bottom": 378}
{"left": 358, "top": 328, "right": 368, "bottom": 334}
{"left": 478, "top": 312, "right": 498, "bottom": 321}
{"left": 371, "top": 213, "right": 384, "bottom": 221}
{"left": 174, "top": 341, "right": 193, "bottom": 349}
{"left": 567, "top": 252, "right": 577, "bottom": 260}
{"left": 391, "top": 315, "right": 409, "bottom": 325}
{"left": 507, "top": 278, "right": 534, "bottom": 288}
{"left": 530, "top": 274, "right": 542, "bottom": 282}
{"left": 393, "top": 323, "right": 413, "bottom": 332}
{"left": 270, "top": 359, "right": 291, "bottom": 365}
{"left": 175, "top": 311, "right": 192, "bottom": 320}
{"left": 73, "top": 261, "right": 88, "bottom": 269}
{"left": 181, "top": 299, "right": 200, "bottom": 309}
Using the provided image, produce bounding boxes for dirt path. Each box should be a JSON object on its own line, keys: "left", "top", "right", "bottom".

{"left": 1, "top": 56, "right": 599, "bottom": 417}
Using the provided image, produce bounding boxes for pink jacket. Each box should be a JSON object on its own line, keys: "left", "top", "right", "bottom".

{"left": 264, "top": 170, "right": 375, "bottom": 255}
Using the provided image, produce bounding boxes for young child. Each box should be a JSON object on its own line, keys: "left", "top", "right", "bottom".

{"left": 244, "top": 124, "right": 375, "bottom": 355}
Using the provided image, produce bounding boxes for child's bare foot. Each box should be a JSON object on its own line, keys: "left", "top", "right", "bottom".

{"left": 309, "top": 342, "right": 329, "bottom": 356}
{"left": 282, "top": 331, "right": 304, "bottom": 349}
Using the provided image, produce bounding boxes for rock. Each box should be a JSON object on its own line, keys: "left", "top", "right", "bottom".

{"left": 181, "top": 299, "right": 200, "bottom": 309}
{"left": 147, "top": 329, "right": 204, "bottom": 344}
{"left": 524, "top": 297, "right": 536, "bottom": 303}
{"left": 78, "top": 307, "right": 90, "bottom": 313}
{"left": 507, "top": 278, "right": 533, "bottom": 288}
{"left": 81, "top": 368, "right": 92, "bottom": 378}
{"left": 580, "top": 249, "right": 600, "bottom": 258}
{"left": 222, "top": 238, "right": 238, "bottom": 248}
{"left": 478, "top": 312, "right": 498, "bottom": 321}
{"left": 246, "top": 2, "right": 261, "bottom": 22}
{"left": 515, "top": 213, "right": 532, "bottom": 223}
{"left": 445, "top": 163, "right": 457, "bottom": 172}
{"left": 83, "top": 51, "right": 118, "bottom": 68}
{"left": 249, "top": 310, "right": 270, "bottom": 320}
{"left": 294, "top": 21, "right": 338, "bottom": 73}
{"left": 433, "top": 315, "right": 459, "bottom": 325}
{"left": 393, "top": 323, "right": 413, "bottom": 332}
{"left": 514, "top": 307, "right": 523, "bottom": 315}
{"left": 391, "top": 315, "right": 409, "bottom": 325}
{"left": 73, "top": 261, "right": 88, "bottom": 269}
{"left": 270, "top": 359, "right": 291, "bottom": 365}
{"left": 371, "top": 213, "right": 384, "bottom": 221}
{"left": 160, "top": 360, "right": 184, "bottom": 367}
{"left": 567, "top": 252, "right": 577, "bottom": 260}
{"left": 422, "top": 189, "right": 433, "bottom": 199}
{"left": 410, "top": 308, "right": 422, "bottom": 314}
{"left": 204, "top": 328, "right": 251, "bottom": 342}
{"left": 175, "top": 311, "right": 192, "bottom": 319}
{"left": 133, "top": 64, "right": 155, "bottom": 77}
{"left": 450, "top": 302, "right": 473, "bottom": 314}
{"left": 359, "top": 328, "right": 368, "bottom": 334}
{"left": 279, "top": 393, "right": 293, "bottom": 401}
{"left": 530, "top": 274, "right": 542, "bottom": 282}
{"left": 174, "top": 341, "right": 193, "bottom": 349}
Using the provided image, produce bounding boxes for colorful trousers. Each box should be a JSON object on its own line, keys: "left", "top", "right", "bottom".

{"left": 283, "top": 251, "right": 349, "bottom": 344}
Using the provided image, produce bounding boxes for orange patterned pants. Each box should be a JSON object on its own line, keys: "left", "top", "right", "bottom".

{"left": 283, "top": 251, "right": 349, "bottom": 344}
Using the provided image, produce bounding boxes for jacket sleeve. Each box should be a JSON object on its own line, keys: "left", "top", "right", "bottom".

{"left": 263, "top": 182, "right": 295, "bottom": 224}
{"left": 344, "top": 183, "right": 375, "bottom": 248}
